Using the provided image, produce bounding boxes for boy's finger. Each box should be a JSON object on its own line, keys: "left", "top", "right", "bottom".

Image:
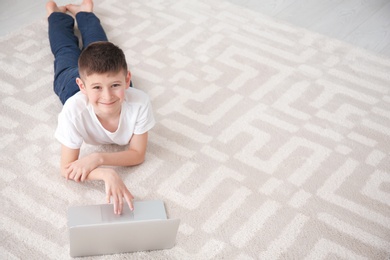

{"left": 113, "top": 195, "right": 119, "bottom": 215}
{"left": 68, "top": 169, "right": 75, "bottom": 180}
{"left": 118, "top": 197, "right": 123, "bottom": 215}
{"left": 81, "top": 170, "right": 87, "bottom": 182}
{"left": 128, "top": 190, "right": 134, "bottom": 200}
{"left": 105, "top": 184, "right": 111, "bottom": 203}
{"left": 105, "top": 189, "right": 111, "bottom": 204}
{"left": 124, "top": 193, "right": 134, "bottom": 211}
{"left": 74, "top": 171, "right": 81, "bottom": 182}
{"left": 65, "top": 167, "right": 72, "bottom": 180}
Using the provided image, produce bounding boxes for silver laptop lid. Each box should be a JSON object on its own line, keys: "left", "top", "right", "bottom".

{"left": 69, "top": 218, "right": 180, "bottom": 257}
{"left": 67, "top": 200, "right": 180, "bottom": 257}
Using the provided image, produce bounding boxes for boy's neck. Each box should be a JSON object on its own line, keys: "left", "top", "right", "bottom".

{"left": 96, "top": 111, "right": 121, "bottom": 133}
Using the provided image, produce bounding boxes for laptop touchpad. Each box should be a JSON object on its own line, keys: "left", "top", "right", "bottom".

{"left": 68, "top": 204, "right": 103, "bottom": 226}
{"left": 101, "top": 204, "right": 134, "bottom": 223}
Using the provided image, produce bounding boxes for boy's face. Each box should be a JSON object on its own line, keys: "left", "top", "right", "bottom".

{"left": 76, "top": 70, "right": 131, "bottom": 118}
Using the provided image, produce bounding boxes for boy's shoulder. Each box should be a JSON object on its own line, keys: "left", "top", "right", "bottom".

{"left": 65, "top": 91, "right": 87, "bottom": 104}
{"left": 61, "top": 92, "right": 89, "bottom": 117}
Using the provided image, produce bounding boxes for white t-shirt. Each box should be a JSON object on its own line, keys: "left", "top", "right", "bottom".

{"left": 55, "top": 88, "right": 155, "bottom": 149}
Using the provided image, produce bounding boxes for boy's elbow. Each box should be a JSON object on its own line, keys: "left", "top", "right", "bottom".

{"left": 134, "top": 152, "right": 145, "bottom": 165}
{"left": 136, "top": 154, "right": 145, "bottom": 165}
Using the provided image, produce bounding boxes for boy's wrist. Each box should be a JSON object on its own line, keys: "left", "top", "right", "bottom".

{"left": 92, "top": 152, "right": 104, "bottom": 167}
{"left": 101, "top": 168, "right": 117, "bottom": 182}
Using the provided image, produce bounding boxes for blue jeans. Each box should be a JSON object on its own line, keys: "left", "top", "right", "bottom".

{"left": 48, "top": 12, "right": 108, "bottom": 104}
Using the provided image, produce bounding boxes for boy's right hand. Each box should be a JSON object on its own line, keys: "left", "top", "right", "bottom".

{"left": 103, "top": 169, "right": 134, "bottom": 215}
{"left": 65, "top": 153, "right": 102, "bottom": 182}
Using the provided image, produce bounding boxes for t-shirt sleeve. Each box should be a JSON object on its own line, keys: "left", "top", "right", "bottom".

{"left": 133, "top": 97, "right": 155, "bottom": 135}
{"left": 54, "top": 110, "right": 83, "bottom": 149}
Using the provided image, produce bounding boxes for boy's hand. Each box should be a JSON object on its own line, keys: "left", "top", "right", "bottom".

{"left": 103, "top": 169, "right": 134, "bottom": 215}
{"left": 65, "top": 153, "right": 101, "bottom": 182}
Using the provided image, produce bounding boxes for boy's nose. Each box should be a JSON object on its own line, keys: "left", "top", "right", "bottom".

{"left": 102, "top": 89, "right": 112, "bottom": 100}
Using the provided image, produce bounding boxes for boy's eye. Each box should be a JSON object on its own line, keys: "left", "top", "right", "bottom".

{"left": 112, "top": 84, "right": 120, "bottom": 88}
{"left": 93, "top": 86, "right": 101, "bottom": 90}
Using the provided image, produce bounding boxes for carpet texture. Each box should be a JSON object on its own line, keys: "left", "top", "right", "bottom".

{"left": 1, "top": 0, "right": 389, "bottom": 259}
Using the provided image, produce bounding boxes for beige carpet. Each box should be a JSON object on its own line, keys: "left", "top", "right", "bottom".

{"left": 1, "top": 0, "right": 389, "bottom": 259}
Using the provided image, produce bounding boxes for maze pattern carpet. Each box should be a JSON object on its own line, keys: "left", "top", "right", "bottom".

{"left": 1, "top": 0, "right": 389, "bottom": 259}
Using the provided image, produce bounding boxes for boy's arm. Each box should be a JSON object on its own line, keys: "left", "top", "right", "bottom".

{"left": 60, "top": 145, "right": 80, "bottom": 179}
{"left": 87, "top": 167, "right": 134, "bottom": 215}
{"left": 60, "top": 146, "right": 134, "bottom": 214}
{"left": 98, "top": 132, "right": 148, "bottom": 167}
{"left": 61, "top": 145, "right": 102, "bottom": 181}
{"left": 64, "top": 132, "right": 148, "bottom": 182}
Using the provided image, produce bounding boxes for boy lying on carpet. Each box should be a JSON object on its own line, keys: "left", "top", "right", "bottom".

{"left": 46, "top": 0, "right": 155, "bottom": 215}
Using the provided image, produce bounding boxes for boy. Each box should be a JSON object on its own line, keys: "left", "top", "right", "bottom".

{"left": 46, "top": 0, "right": 155, "bottom": 215}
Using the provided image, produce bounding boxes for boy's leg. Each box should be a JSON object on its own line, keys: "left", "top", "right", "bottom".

{"left": 76, "top": 12, "right": 108, "bottom": 48}
{"left": 48, "top": 13, "right": 81, "bottom": 104}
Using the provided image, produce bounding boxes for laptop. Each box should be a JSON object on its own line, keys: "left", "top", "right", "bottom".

{"left": 68, "top": 200, "right": 180, "bottom": 257}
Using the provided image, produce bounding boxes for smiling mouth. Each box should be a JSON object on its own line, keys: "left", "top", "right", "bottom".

{"left": 99, "top": 100, "right": 117, "bottom": 105}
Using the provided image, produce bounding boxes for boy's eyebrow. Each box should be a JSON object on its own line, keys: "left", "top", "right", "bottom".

{"left": 108, "top": 80, "right": 123, "bottom": 85}
{"left": 90, "top": 80, "right": 122, "bottom": 86}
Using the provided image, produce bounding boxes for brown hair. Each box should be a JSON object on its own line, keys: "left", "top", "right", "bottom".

{"left": 78, "top": 41, "right": 128, "bottom": 79}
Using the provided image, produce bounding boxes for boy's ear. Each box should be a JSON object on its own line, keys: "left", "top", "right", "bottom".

{"left": 76, "top": 77, "right": 87, "bottom": 94}
{"left": 126, "top": 70, "right": 131, "bottom": 89}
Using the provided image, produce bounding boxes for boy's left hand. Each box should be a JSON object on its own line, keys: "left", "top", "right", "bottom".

{"left": 65, "top": 153, "right": 101, "bottom": 182}
{"left": 103, "top": 169, "right": 134, "bottom": 214}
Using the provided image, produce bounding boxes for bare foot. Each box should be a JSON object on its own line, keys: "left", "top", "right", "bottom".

{"left": 66, "top": 0, "right": 94, "bottom": 16}
{"left": 46, "top": 1, "right": 67, "bottom": 17}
